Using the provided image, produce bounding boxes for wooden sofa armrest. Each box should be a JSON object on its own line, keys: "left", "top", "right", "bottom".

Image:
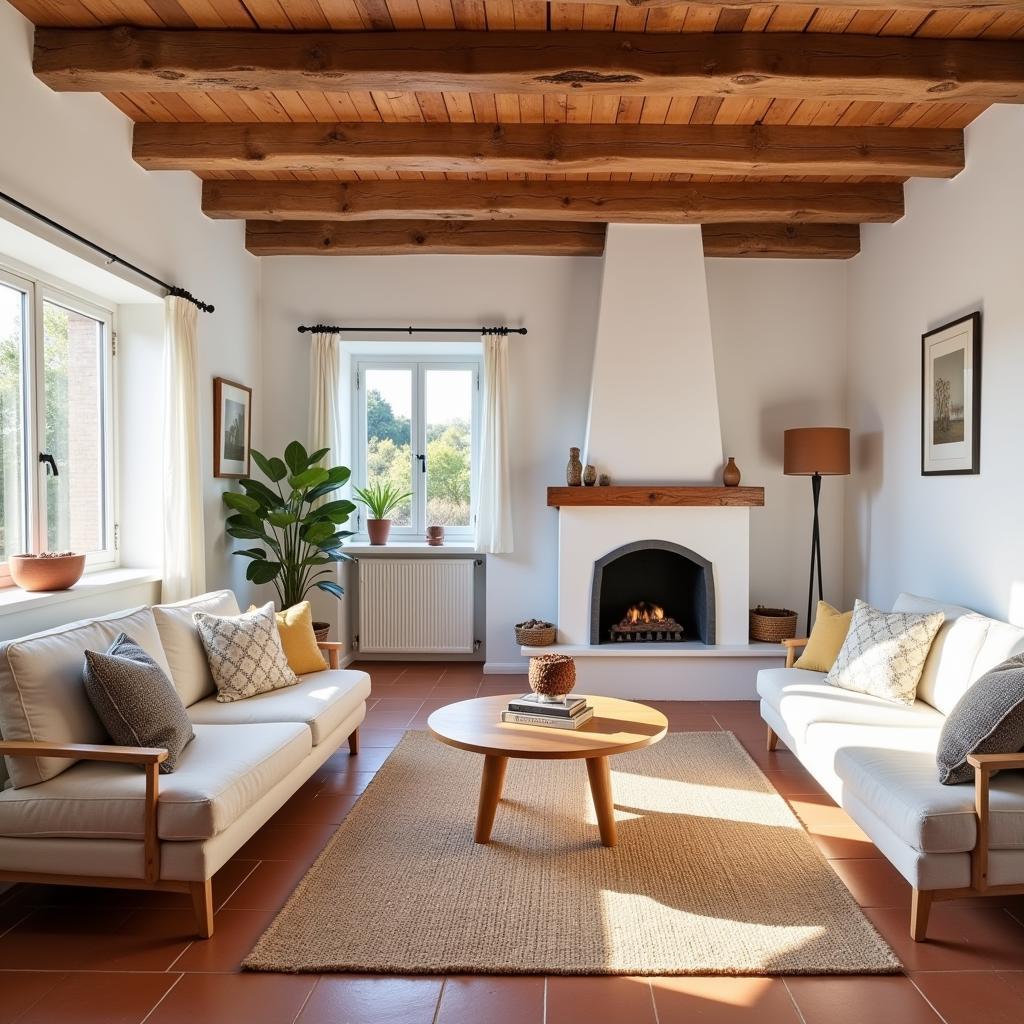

{"left": 781, "top": 637, "right": 809, "bottom": 669}
{"left": 0, "top": 741, "right": 166, "bottom": 883}
{"left": 968, "top": 752, "right": 1024, "bottom": 891}
{"left": 317, "top": 641, "right": 344, "bottom": 670}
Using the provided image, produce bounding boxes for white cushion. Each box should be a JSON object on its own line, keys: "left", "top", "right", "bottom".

{"left": 0, "top": 607, "right": 171, "bottom": 789}
{"left": 187, "top": 669, "right": 371, "bottom": 745}
{"left": 0, "top": 722, "right": 310, "bottom": 841}
{"left": 153, "top": 590, "right": 240, "bottom": 706}
{"left": 974, "top": 619, "right": 1024, "bottom": 680}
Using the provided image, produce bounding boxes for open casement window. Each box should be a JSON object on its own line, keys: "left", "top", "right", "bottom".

{"left": 354, "top": 356, "right": 481, "bottom": 542}
{"left": 0, "top": 265, "right": 117, "bottom": 584}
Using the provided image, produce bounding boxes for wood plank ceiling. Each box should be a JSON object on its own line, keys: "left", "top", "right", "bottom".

{"left": 11, "top": 1, "right": 1024, "bottom": 257}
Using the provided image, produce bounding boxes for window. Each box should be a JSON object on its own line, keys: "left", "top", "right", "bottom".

{"left": 354, "top": 356, "right": 480, "bottom": 541}
{"left": 0, "top": 265, "right": 116, "bottom": 582}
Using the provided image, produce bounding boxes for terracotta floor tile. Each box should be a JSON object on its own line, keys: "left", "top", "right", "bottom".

{"left": 146, "top": 972, "right": 316, "bottom": 1024}
{"left": 787, "top": 795, "right": 880, "bottom": 860}
{"left": 662, "top": 714, "right": 723, "bottom": 731}
{"left": 224, "top": 860, "right": 313, "bottom": 912}
{"left": 427, "top": 684, "right": 481, "bottom": 698}
{"left": 315, "top": 771, "right": 377, "bottom": 794}
{"left": 16, "top": 970, "right": 180, "bottom": 1024}
{"left": 170, "top": 908, "right": 278, "bottom": 973}
{"left": 477, "top": 682, "right": 522, "bottom": 697}
{"left": 295, "top": 975, "right": 443, "bottom": 1024}
{"left": 271, "top": 791, "right": 360, "bottom": 826}
{"left": 393, "top": 667, "right": 447, "bottom": 683}
{"left": 235, "top": 823, "right": 338, "bottom": 864}
{"left": 322, "top": 746, "right": 394, "bottom": 772}
{"left": 360, "top": 710, "right": 422, "bottom": 729}
{"left": 370, "top": 681, "right": 439, "bottom": 698}
{"left": 0, "top": 971, "right": 67, "bottom": 1024}
{"left": 357, "top": 728, "right": 407, "bottom": 746}
{"left": 911, "top": 971, "right": 1022, "bottom": 1024}
{"left": 434, "top": 975, "right": 544, "bottom": 1024}
{"left": 366, "top": 698, "right": 428, "bottom": 714}
{"left": 786, "top": 976, "right": 941, "bottom": 1024}
{"left": 828, "top": 858, "right": 912, "bottom": 908}
{"left": 546, "top": 976, "right": 656, "bottom": 1024}
{"left": 760, "top": 768, "right": 826, "bottom": 796}
{"left": 651, "top": 976, "right": 801, "bottom": 1023}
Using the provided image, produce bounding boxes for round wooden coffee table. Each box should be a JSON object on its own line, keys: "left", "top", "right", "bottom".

{"left": 428, "top": 694, "right": 668, "bottom": 848}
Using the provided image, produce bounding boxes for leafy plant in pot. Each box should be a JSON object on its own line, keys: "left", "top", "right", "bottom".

{"left": 222, "top": 441, "right": 356, "bottom": 638}
{"left": 353, "top": 480, "right": 412, "bottom": 546}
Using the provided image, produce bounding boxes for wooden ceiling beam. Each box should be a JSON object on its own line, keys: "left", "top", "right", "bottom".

{"left": 35, "top": 28, "right": 1024, "bottom": 104}
{"left": 204, "top": 179, "right": 904, "bottom": 225}
{"left": 244, "top": 220, "right": 608, "bottom": 256}
{"left": 136, "top": 122, "right": 963, "bottom": 179}
{"left": 700, "top": 223, "right": 860, "bottom": 259}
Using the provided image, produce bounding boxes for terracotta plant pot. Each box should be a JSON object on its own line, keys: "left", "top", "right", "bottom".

{"left": 9, "top": 553, "right": 86, "bottom": 592}
{"left": 426, "top": 525, "right": 445, "bottom": 546}
{"left": 366, "top": 519, "right": 392, "bottom": 545}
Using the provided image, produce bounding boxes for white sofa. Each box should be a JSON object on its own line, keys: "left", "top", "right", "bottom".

{"left": 0, "top": 590, "right": 370, "bottom": 938}
{"left": 759, "top": 593, "right": 1024, "bottom": 941}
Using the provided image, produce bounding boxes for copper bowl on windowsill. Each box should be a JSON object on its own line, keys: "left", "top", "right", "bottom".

{"left": 9, "top": 553, "right": 86, "bottom": 592}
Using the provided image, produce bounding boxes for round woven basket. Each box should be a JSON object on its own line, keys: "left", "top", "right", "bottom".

{"left": 312, "top": 621, "right": 330, "bottom": 643}
{"left": 515, "top": 623, "right": 557, "bottom": 647}
{"left": 528, "top": 654, "right": 576, "bottom": 699}
{"left": 749, "top": 606, "right": 798, "bottom": 643}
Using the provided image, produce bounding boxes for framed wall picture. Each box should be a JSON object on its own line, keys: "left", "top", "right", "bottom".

{"left": 214, "top": 377, "right": 252, "bottom": 478}
{"left": 921, "top": 312, "right": 981, "bottom": 476}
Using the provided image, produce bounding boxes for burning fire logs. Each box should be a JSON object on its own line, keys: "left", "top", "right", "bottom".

{"left": 610, "top": 602, "right": 684, "bottom": 642}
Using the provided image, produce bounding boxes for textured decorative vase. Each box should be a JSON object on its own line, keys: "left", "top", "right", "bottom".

{"left": 723, "top": 457, "right": 742, "bottom": 487}
{"left": 366, "top": 519, "right": 391, "bottom": 545}
{"left": 598, "top": 474, "right": 611, "bottom": 486}
{"left": 528, "top": 654, "right": 576, "bottom": 703}
{"left": 566, "top": 447, "right": 583, "bottom": 486}
{"left": 583, "top": 464, "right": 597, "bottom": 487}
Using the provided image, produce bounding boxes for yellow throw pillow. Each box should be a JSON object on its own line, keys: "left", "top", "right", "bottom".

{"left": 250, "top": 601, "right": 328, "bottom": 675}
{"left": 795, "top": 601, "right": 854, "bottom": 672}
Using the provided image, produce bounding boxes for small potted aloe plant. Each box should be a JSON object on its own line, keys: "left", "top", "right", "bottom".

{"left": 354, "top": 480, "right": 412, "bottom": 546}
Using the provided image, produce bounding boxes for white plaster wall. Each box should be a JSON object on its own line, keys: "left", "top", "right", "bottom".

{"left": 0, "top": 4, "right": 261, "bottom": 601}
{"left": 844, "top": 105, "right": 1024, "bottom": 625}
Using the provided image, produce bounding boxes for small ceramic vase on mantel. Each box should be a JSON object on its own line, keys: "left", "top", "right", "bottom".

{"left": 723, "top": 457, "right": 742, "bottom": 487}
{"left": 583, "top": 464, "right": 597, "bottom": 487}
{"left": 567, "top": 447, "right": 583, "bottom": 486}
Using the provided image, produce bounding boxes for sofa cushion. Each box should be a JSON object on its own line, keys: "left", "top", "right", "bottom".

{"left": 153, "top": 590, "right": 240, "bottom": 706}
{"left": 0, "top": 722, "right": 310, "bottom": 842}
{"left": 269, "top": 601, "right": 328, "bottom": 676}
{"left": 187, "top": 669, "right": 370, "bottom": 746}
{"left": 794, "top": 601, "right": 852, "bottom": 673}
{"left": 832, "top": 732, "right": 1024, "bottom": 854}
{"left": 0, "top": 607, "right": 171, "bottom": 789}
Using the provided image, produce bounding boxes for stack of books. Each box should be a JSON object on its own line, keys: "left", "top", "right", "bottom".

{"left": 501, "top": 693, "right": 594, "bottom": 730}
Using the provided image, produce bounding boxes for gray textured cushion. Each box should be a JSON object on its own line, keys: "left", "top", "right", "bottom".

{"left": 937, "top": 654, "right": 1024, "bottom": 785}
{"left": 83, "top": 633, "right": 194, "bottom": 773}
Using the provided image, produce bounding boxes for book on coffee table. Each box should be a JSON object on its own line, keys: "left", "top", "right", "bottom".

{"left": 507, "top": 694, "right": 589, "bottom": 719}
{"left": 501, "top": 708, "right": 595, "bottom": 730}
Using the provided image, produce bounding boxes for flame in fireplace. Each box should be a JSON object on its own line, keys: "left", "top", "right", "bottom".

{"left": 625, "top": 602, "right": 665, "bottom": 624}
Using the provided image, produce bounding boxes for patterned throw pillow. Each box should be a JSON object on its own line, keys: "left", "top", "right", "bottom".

{"left": 936, "top": 655, "right": 1024, "bottom": 785}
{"left": 83, "top": 633, "right": 194, "bottom": 773}
{"left": 193, "top": 602, "right": 299, "bottom": 703}
{"left": 825, "top": 599, "right": 944, "bottom": 706}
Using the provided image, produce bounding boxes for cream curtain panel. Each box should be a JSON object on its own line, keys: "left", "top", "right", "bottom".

{"left": 161, "top": 294, "right": 206, "bottom": 603}
{"left": 308, "top": 330, "right": 343, "bottom": 462}
{"left": 474, "top": 330, "right": 514, "bottom": 554}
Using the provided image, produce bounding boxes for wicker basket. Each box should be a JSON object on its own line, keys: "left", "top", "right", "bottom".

{"left": 749, "top": 606, "right": 798, "bottom": 643}
{"left": 515, "top": 623, "right": 557, "bottom": 646}
{"left": 528, "top": 654, "right": 576, "bottom": 699}
{"left": 312, "top": 621, "right": 330, "bottom": 643}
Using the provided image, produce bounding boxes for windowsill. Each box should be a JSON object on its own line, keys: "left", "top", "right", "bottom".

{"left": 0, "top": 567, "right": 162, "bottom": 617}
{"left": 345, "top": 542, "right": 482, "bottom": 555}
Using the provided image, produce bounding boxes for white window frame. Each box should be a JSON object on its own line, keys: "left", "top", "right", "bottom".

{"left": 0, "top": 262, "right": 118, "bottom": 584}
{"left": 353, "top": 354, "right": 481, "bottom": 542}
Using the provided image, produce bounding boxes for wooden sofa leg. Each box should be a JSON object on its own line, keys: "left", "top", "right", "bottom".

{"left": 766, "top": 725, "right": 779, "bottom": 752}
{"left": 190, "top": 879, "right": 214, "bottom": 939}
{"left": 910, "top": 889, "right": 933, "bottom": 942}
{"left": 348, "top": 727, "right": 359, "bottom": 756}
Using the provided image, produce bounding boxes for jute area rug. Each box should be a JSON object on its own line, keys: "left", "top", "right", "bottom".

{"left": 245, "top": 730, "right": 899, "bottom": 976}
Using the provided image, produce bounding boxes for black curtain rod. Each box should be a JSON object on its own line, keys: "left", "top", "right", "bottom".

{"left": 0, "top": 191, "right": 215, "bottom": 313}
{"left": 297, "top": 324, "right": 527, "bottom": 336}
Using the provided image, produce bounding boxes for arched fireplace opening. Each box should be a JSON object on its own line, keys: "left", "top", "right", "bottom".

{"left": 590, "top": 540, "right": 716, "bottom": 646}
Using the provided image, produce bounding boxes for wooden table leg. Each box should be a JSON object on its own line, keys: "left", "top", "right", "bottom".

{"left": 586, "top": 755, "right": 617, "bottom": 847}
{"left": 474, "top": 754, "right": 508, "bottom": 844}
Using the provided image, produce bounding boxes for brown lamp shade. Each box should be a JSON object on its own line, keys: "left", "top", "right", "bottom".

{"left": 784, "top": 427, "right": 850, "bottom": 477}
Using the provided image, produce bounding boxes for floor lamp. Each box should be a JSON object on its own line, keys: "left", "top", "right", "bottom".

{"left": 783, "top": 427, "right": 851, "bottom": 634}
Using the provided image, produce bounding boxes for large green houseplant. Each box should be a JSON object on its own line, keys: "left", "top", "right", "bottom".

{"left": 222, "top": 441, "right": 356, "bottom": 611}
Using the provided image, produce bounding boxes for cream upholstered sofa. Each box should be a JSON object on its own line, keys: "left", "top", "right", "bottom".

{"left": 759, "top": 593, "right": 1024, "bottom": 942}
{"left": 0, "top": 590, "right": 370, "bottom": 938}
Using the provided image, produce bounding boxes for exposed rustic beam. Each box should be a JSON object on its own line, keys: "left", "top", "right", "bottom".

{"left": 35, "top": 28, "right": 1024, "bottom": 104}
{"left": 205, "top": 180, "right": 904, "bottom": 225}
{"left": 581, "top": 0, "right": 1024, "bottom": 9}
{"left": 700, "top": 223, "right": 860, "bottom": 259}
{"left": 136, "top": 123, "right": 963, "bottom": 179}
{"left": 244, "top": 220, "right": 607, "bottom": 256}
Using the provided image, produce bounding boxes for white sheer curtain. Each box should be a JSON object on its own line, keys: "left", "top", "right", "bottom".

{"left": 308, "top": 330, "right": 343, "bottom": 462}
{"left": 162, "top": 294, "right": 206, "bottom": 602}
{"left": 474, "top": 330, "right": 514, "bottom": 554}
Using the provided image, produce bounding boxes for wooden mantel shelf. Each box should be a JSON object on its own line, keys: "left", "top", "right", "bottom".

{"left": 547, "top": 486, "right": 764, "bottom": 509}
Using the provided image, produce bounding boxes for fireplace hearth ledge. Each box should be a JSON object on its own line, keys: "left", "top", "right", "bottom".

{"left": 520, "top": 643, "right": 779, "bottom": 658}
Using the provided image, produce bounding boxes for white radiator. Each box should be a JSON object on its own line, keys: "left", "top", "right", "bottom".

{"left": 357, "top": 558, "right": 476, "bottom": 654}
